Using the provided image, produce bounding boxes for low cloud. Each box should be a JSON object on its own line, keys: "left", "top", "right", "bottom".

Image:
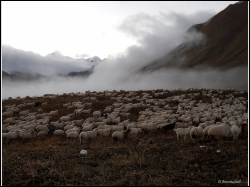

{"left": 2, "top": 45, "right": 92, "bottom": 76}
{"left": 2, "top": 10, "right": 248, "bottom": 99}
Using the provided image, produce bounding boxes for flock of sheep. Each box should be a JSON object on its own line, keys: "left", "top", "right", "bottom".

{"left": 2, "top": 88, "right": 248, "bottom": 144}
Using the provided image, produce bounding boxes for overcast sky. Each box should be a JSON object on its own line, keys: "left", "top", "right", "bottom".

{"left": 2, "top": 1, "right": 238, "bottom": 59}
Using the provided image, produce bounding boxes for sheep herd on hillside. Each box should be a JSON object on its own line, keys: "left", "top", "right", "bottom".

{"left": 2, "top": 88, "right": 248, "bottom": 144}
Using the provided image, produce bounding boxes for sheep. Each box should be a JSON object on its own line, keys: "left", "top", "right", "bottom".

{"left": 173, "top": 126, "right": 192, "bottom": 140}
{"left": 67, "top": 131, "right": 79, "bottom": 142}
{"left": 126, "top": 127, "right": 142, "bottom": 138}
{"left": 3, "top": 117, "right": 16, "bottom": 124}
{"left": 190, "top": 125, "right": 204, "bottom": 142}
{"left": 36, "top": 113, "right": 48, "bottom": 119}
{"left": 64, "top": 123, "right": 76, "bottom": 131}
{"left": 26, "top": 102, "right": 35, "bottom": 107}
{"left": 93, "top": 111, "right": 102, "bottom": 118}
{"left": 60, "top": 116, "right": 71, "bottom": 122}
{"left": 97, "top": 128, "right": 111, "bottom": 138}
{"left": 53, "top": 122, "right": 65, "bottom": 130}
{"left": 79, "top": 131, "right": 88, "bottom": 144}
{"left": 63, "top": 102, "right": 71, "bottom": 108}
{"left": 63, "top": 121, "right": 75, "bottom": 126}
{"left": 240, "top": 122, "right": 248, "bottom": 139}
{"left": 112, "top": 124, "right": 124, "bottom": 132}
{"left": 81, "top": 109, "right": 92, "bottom": 114}
{"left": 141, "top": 120, "right": 157, "bottom": 132}
{"left": 202, "top": 124, "right": 217, "bottom": 140}
{"left": 17, "top": 103, "right": 27, "bottom": 108}
{"left": 25, "top": 116, "right": 37, "bottom": 121}
{"left": 126, "top": 122, "right": 138, "bottom": 130}
{"left": 93, "top": 121, "right": 106, "bottom": 128}
{"left": 157, "top": 121, "right": 176, "bottom": 133}
{"left": 86, "top": 128, "right": 98, "bottom": 140}
{"left": 37, "top": 129, "right": 49, "bottom": 137}
{"left": 36, "top": 124, "right": 49, "bottom": 132}
{"left": 112, "top": 117, "right": 121, "bottom": 125}
{"left": 84, "top": 117, "right": 96, "bottom": 123}
{"left": 3, "top": 111, "right": 14, "bottom": 117}
{"left": 2, "top": 130, "right": 20, "bottom": 143}
{"left": 28, "top": 112, "right": 37, "bottom": 116}
{"left": 74, "top": 108, "right": 83, "bottom": 116}
{"left": 174, "top": 122, "right": 189, "bottom": 129}
{"left": 73, "top": 119, "right": 84, "bottom": 127}
{"left": 49, "top": 110, "right": 58, "bottom": 116}
{"left": 65, "top": 127, "right": 81, "bottom": 135}
{"left": 229, "top": 125, "right": 241, "bottom": 140}
{"left": 207, "top": 122, "right": 231, "bottom": 139}
{"left": 112, "top": 130, "right": 129, "bottom": 143}
{"left": 53, "top": 129, "right": 65, "bottom": 136}
{"left": 18, "top": 129, "right": 37, "bottom": 142}
{"left": 82, "top": 123, "right": 95, "bottom": 131}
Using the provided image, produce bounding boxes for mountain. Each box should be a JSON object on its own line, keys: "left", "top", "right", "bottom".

{"left": 140, "top": 1, "right": 248, "bottom": 72}
{"left": 2, "top": 45, "right": 103, "bottom": 79}
{"left": 2, "top": 70, "right": 47, "bottom": 81}
{"left": 67, "top": 65, "right": 95, "bottom": 77}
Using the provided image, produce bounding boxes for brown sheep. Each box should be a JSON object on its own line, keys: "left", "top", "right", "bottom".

{"left": 240, "top": 122, "right": 248, "bottom": 139}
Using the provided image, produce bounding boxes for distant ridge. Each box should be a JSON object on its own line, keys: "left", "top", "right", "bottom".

{"left": 140, "top": 1, "right": 248, "bottom": 72}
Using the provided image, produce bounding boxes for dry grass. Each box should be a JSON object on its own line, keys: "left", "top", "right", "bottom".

{"left": 2, "top": 89, "right": 248, "bottom": 186}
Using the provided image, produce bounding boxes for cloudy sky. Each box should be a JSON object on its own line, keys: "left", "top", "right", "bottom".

{"left": 2, "top": 1, "right": 238, "bottom": 59}
{"left": 3, "top": 1, "right": 247, "bottom": 99}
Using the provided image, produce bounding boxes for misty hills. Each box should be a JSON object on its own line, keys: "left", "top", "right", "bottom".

{"left": 2, "top": 47, "right": 103, "bottom": 81}
{"left": 140, "top": 1, "right": 248, "bottom": 72}
{"left": 2, "top": 71, "right": 47, "bottom": 81}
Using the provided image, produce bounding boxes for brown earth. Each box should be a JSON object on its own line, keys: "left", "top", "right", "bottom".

{"left": 2, "top": 89, "right": 249, "bottom": 186}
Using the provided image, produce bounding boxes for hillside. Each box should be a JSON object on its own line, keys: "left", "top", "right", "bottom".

{"left": 141, "top": 1, "right": 248, "bottom": 72}
{"left": 2, "top": 88, "right": 248, "bottom": 186}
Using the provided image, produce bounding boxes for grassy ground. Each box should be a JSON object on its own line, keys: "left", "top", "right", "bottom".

{"left": 2, "top": 89, "right": 249, "bottom": 186}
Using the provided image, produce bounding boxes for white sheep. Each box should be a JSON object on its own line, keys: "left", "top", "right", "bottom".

{"left": 2, "top": 130, "right": 20, "bottom": 143}
{"left": 36, "top": 124, "right": 49, "bottom": 132}
{"left": 93, "top": 121, "right": 106, "bottom": 128}
{"left": 93, "top": 110, "right": 102, "bottom": 118}
{"left": 84, "top": 117, "right": 96, "bottom": 123}
{"left": 64, "top": 124, "right": 76, "bottom": 131}
{"left": 18, "top": 129, "right": 37, "bottom": 142}
{"left": 86, "top": 128, "right": 98, "bottom": 139}
{"left": 53, "top": 129, "right": 65, "bottom": 136}
{"left": 67, "top": 131, "right": 79, "bottom": 141}
{"left": 63, "top": 121, "right": 75, "bottom": 126}
{"left": 112, "top": 116, "right": 121, "bottom": 125}
{"left": 3, "top": 111, "right": 14, "bottom": 117}
{"left": 126, "top": 127, "right": 142, "bottom": 138}
{"left": 173, "top": 126, "right": 192, "bottom": 140}
{"left": 26, "top": 102, "right": 35, "bottom": 107}
{"left": 73, "top": 119, "right": 84, "bottom": 127}
{"left": 141, "top": 121, "right": 157, "bottom": 132}
{"left": 60, "top": 116, "right": 71, "bottom": 122}
{"left": 82, "top": 123, "right": 95, "bottom": 131}
{"left": 65, "top": 127, "right": 81, "bottom": 135}
{"left": 53, "top": 122, "right": 65, "bottom": 130}
{"left": 3, "top": 117, "right": 16, "bottom": 124}
{"left": 49, "top": 110, "right": 58, "bottom": 116}
{"left": 189, "top": 125, "right": 204, "bottom": 142}
{"left": 63, "top": 102, "right": 71, "bottom": 107}
{"left": 97, "top": 128, "right": 111, "bottom": 138}
{"left": 112, "top": 130, "right": 128, "bottom": 143}
{"left": 79, "top": 131, "right": 87, "bottom": 144}
{"left": 230, "top": 125, "right": 241, "bottom": 140}
{"left": 126, "top": 122, "right": 138, "bottom": 130}
{"left": 37, "top": 129, "right": 49, "bottom": 137}
{"left": 207, "top": 122, "right": 231, "bottom": 139}
{"left": 81, "top": 109, "right": 92, "bottom": 114}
